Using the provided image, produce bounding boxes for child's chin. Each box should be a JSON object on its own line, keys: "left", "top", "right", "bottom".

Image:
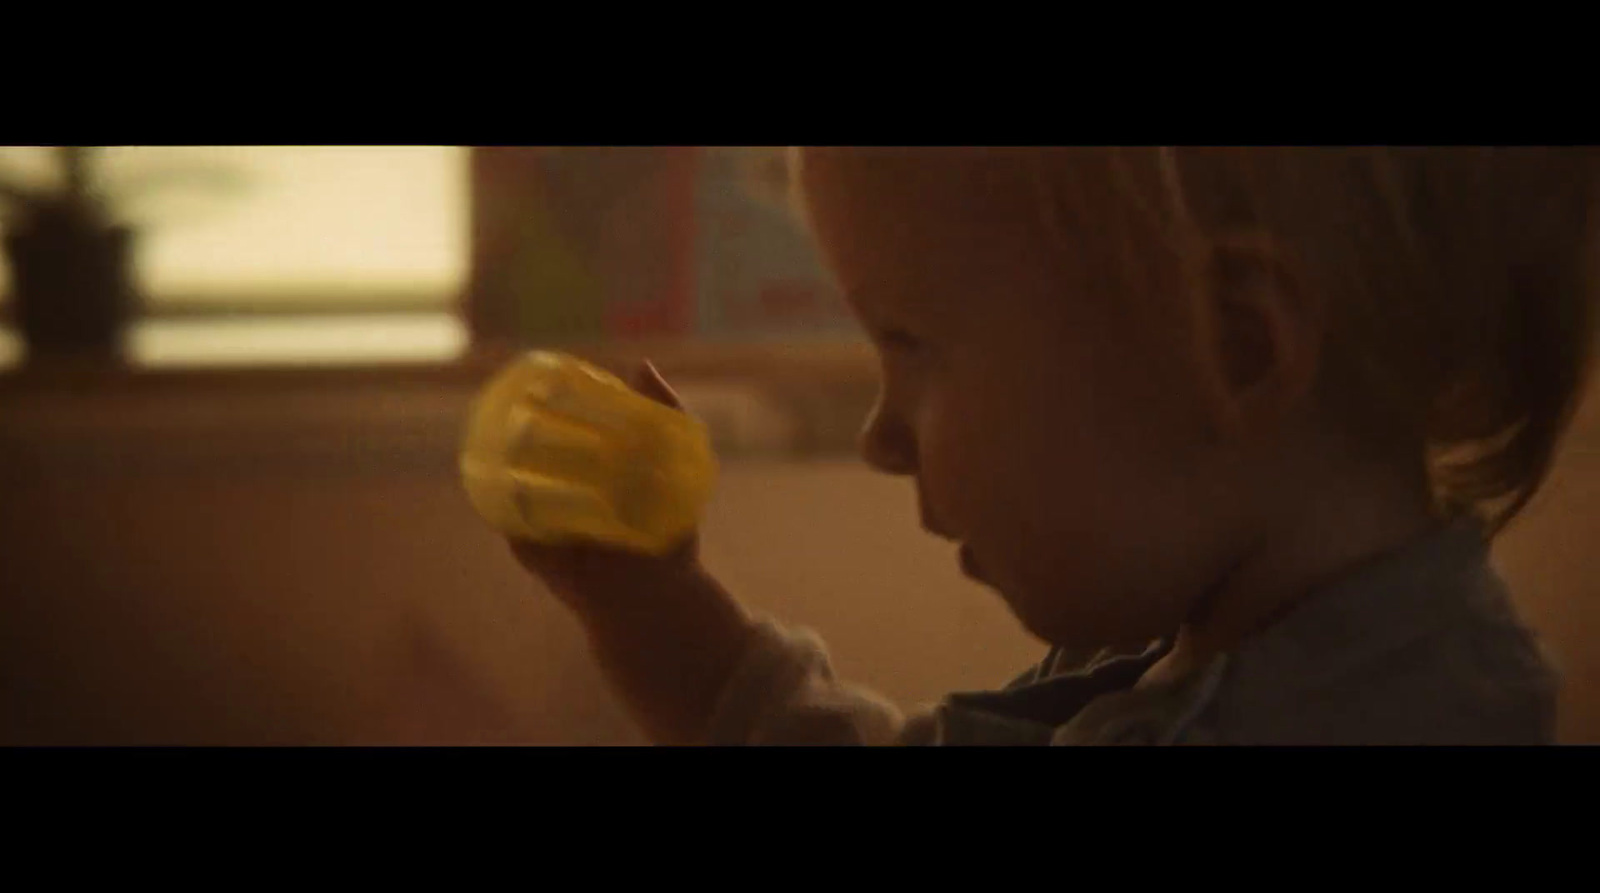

{"left": 1003, "top": 589, "right": 1116, "bottom": 652}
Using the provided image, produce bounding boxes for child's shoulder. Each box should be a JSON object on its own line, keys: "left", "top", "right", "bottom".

{"left": 1209, "top": 521, "right": 1558, "bottom": 745}
{"left": 927, "top": 521, "right": 1557, "bottom": 746}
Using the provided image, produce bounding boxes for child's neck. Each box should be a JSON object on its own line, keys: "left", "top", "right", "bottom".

{"left": 1139, "top": 457, "right": 1441, "bottom": 690}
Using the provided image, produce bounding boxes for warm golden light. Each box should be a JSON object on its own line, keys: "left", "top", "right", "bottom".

{"left": 0, "top": 146, "right": 469, "bottom": 369}
{"left": 125, "top": 313, "right": 468, "bottom": 368}
{"left": 0, "top": 146, "right": 468, "bottom": 308}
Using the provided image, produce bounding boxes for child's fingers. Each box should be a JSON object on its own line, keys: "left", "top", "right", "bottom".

{"left": 509, "top": 532, "right": 701, "bottom": 596}
{"left": 632, "top": 359, "right": 685, "bottom": 411}
{"left": 509, "top": 540, "right": 581, "bottom": 592}
{"left": 508, "top": 359, "right": 701, "bottom": 606}
{"left": 511, "top": 539, "right": 629, "bottom": 605}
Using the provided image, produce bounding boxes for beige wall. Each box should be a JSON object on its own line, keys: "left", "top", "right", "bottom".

{"left": 2, "top": 377, "right": 1595, "bottom": 745}
{"left": 1489, "top": 438, "right": 1600, "bottom": 744}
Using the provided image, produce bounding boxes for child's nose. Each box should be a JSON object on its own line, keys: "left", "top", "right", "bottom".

{"left": 858, "top": 401, "right": 917, "bottom": 477}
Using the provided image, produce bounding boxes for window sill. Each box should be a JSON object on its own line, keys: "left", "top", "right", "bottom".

{"left": 0, "top": 335, "right": 876, "bottom": 391}
{"left": 0, "top": 338, "right": 882, "bottom": 471}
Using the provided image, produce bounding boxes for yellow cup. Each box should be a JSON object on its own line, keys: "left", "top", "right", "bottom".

{"left": 459, "top": 351, "right": 716, "bottom": 555}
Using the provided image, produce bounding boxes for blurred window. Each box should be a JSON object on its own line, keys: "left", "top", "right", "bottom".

{"left": 0, "top": 146, "right": 862, "bottom": 373}
{"left": 0, "top": 146, "right": 469, "bottom": 369}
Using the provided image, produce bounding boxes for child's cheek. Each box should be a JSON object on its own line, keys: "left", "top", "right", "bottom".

{"left": 916, "top": 382, "right": 1002, "bottom": 535}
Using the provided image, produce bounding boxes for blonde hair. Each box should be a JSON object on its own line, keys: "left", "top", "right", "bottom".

{"left": 797, "top": 147, "right": 1600, "bottom": 535}
{"left": 1170, "top": 149, "right": 1593, "bottom": 533}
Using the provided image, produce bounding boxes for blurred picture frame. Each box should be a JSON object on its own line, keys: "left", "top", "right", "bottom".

{"left": 464, "top": 147, "right": 877, "bottom": 457}
{"left": 467, "top": 147, "right": 862, "bottom": 349}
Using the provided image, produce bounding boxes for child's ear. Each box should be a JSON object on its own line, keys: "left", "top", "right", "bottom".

{"left": 1191, "top": 235, "right": 1325, "bottom": 436}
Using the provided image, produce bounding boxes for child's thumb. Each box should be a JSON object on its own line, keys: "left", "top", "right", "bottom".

{"left": 633, "top": 359, "right": 685, "bottom": 411}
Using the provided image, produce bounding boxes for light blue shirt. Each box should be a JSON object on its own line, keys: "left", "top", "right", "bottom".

{"left": 708, "top": 520, "right": 1558, "bottom": 745}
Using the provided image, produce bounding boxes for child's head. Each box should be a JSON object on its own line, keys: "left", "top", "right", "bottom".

{"left": 792, "top": 147, "right": 1598, "bottom": 649}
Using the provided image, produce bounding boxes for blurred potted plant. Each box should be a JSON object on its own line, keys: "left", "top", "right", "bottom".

{"left": 0, "top": 146, "right": 245, "bottom": 367}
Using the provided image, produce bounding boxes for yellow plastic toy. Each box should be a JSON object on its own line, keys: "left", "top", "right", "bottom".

{"left": 459, "top": 351, "right": 716, "bottom": 555}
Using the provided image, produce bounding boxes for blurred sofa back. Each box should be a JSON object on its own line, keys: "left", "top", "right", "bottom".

{"left": 2, "top": 372, "right": 1596, "bottom": 745}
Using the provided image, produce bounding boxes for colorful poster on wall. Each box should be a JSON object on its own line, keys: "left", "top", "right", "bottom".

{"left": 470, "top": 147, "right": 860, "bottom": 346}
{"left": 496, "top": 147, "right": 697, "bottom": 342}
{"left": 692, "top": 147, "right": 859, "bottom": 343}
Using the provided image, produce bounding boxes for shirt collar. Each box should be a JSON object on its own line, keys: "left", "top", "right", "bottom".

{"left": 1220, "top": 517, "right": 1494, "bottom": 708}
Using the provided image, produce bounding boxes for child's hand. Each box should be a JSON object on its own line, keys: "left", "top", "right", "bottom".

{"left": 508, "top": 361, "right": 701, "bottom": 613}
{"left": 507, "top": 363, "right": 752, "bottom": 744}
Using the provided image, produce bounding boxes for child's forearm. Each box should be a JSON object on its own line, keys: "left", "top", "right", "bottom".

{"left": 574, "top": 563, "right": 757, "bottom": 746}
